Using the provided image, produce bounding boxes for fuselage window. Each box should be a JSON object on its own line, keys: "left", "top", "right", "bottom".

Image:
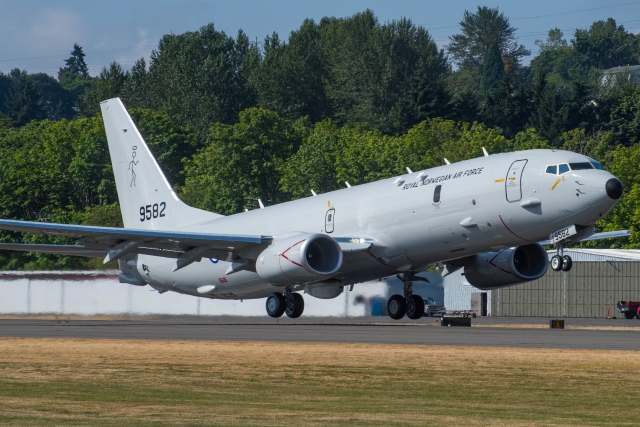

{"left": 569, "top": 162, "right": 594, "bottom": 170}
{"left": 545, "top": 165, "right": 557, "bottom": 174}
{"left": 591, "top": 161, "right": 605, "bottom": 170}
{"left": 558, "top": 164, "right": 570, "bottom": 174}
{"left": 433, "top": 185, "right": 442, "bottom": 203}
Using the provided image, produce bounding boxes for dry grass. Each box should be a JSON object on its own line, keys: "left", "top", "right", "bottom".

{"left": 0, "top": 338, "right": 638, "bottom": 426}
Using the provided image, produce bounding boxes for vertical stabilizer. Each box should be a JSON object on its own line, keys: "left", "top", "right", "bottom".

{"left": 100, "top": 98, "right": 221, "bottom": 230}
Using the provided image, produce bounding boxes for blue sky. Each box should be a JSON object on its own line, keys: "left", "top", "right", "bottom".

{"left": 1, "top": 0, "right": 639, "bottom": 76}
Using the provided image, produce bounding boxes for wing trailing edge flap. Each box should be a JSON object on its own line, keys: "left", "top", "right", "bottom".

{"left": 0, "top": 219, "right": 271, "bottom": 271}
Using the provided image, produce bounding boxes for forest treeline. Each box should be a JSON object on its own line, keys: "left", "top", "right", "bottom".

{"left": 1, "top": 7, "right": 640, "bottom": 269}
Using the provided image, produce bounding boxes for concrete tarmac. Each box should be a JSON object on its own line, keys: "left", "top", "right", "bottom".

{"left": 0, "top": 316, "right": 639, "bottom": 350}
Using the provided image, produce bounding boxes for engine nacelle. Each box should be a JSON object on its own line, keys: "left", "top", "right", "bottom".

{"left": 464, "top": 243, "right": 549, "bottom": 290}
{"left": 256, "top": 233, "right": 343, "bottom": 285}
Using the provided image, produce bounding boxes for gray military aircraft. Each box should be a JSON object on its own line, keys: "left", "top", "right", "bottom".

{"left": 0, "top": 98, "right": 629, "bottom": 319}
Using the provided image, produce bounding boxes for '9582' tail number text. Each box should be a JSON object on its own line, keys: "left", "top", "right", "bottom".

{"left": 140, "top": 202, "right": 166, "bottom": 222}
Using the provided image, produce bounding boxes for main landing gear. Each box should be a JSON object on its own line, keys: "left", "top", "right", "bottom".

{"left": 266, "top": 286, "right": 305, "bottom": 318}
{"left": 550, "top": 245, "right": 573, "bottom": 272}
{"left": 387, "top": 272, "right": 427, "bottom": 320}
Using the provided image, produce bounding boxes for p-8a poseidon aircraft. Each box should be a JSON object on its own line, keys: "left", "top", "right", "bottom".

{"left": 0, "top": 98, "right": 629, "bottom": 319}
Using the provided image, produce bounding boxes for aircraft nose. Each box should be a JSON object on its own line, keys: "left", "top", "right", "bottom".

{"left": 605, "top": 178, "right": 624, "bottom": 200}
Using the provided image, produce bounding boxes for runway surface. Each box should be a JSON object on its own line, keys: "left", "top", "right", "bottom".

{"left": 1, "top": 316, "right": 639, "bottom": 350}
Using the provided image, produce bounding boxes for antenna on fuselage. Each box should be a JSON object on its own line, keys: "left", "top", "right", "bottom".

{"left": 311, "top": 190, "right": 317, "bottom": 196}
{"left": 482, "top": 147, "right": 489, "bottom": 157}
{"left": 258, "top": 199, "right": 265, "bottom": 209}
{"left": 406, "top": 167, "right": 413, "bottom": 173}
{"left": 444, "top": 158, "right": 450, "bottom": 165}
{"left": 345, "top": 182, "right": 351, "bottom": 188}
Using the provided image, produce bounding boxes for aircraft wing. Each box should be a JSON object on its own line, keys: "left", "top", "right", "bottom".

{"left": 538, "top": 229, "right": 632, "bottom": 246}
{"left": 0, "top": 219, "right": 269, "bottom": 271}
{"left": 0, "top": 243, "right": 108, "bottom": 258}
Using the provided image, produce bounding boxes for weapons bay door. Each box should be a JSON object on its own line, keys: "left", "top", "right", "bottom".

{"left": 505, "top": 159, "right": 528, "bottom": 202}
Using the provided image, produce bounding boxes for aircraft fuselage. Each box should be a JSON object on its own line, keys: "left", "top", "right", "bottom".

{"left": 136, "top": 149, "right": 619, "bottom": 299}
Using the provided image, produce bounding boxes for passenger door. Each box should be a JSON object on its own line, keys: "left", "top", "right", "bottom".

{"left": 505, "top": 160, "right": 528, "bottom": 202}
{"left": 325, "top": 208, "right": 335, "bottom": 233}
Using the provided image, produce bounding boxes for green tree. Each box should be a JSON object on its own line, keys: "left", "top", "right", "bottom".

{"left": 28, "top": 73, "right": 75, "bottom": 121}
{"left": 59, "top": 43, "right": 89, "bottom": 78}
{"left": 144, "top": 24, "right": 257, "bottom": 138}
{"left": 251, "top": 21, "right": 331, "bottom": 124}
{"left": 122, "top": 58, "right": 150, "bottom": 109}
{"left": 573, "top": 19, "right": 639, "bottom": 71}
{"left": 5, "top": 69, "right": 46, "bottom": 126}
{"left": 479, "top": 41, "right": 504, "bottom": 94}
{"left": 320, "top": 11, "right": 449, "bottom": 133}
{"left": 609, "top": 87, "right": 640, "bottom": 146}
{"left": 129, "top": 108, "right": 199, "bottom": 187}
{"left": 447, "top": 7, "right": 530, "bottom": 73}
{"left": 81, "top": 61, "right": 129, "bottom": 116}
{"left": 181, "top": 108, "right": 303, "bottom": 214}
{"left": 0, "top": 112, "right": 12, "bottom": 132}
{"left": 279, "top": 119, "right": 343, "bottom": 199}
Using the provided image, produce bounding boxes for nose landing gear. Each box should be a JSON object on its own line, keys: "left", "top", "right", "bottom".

{"left": 387, "top": 272, "right": 427, "bottom": 320}
{"left": 551, "top": 245, "right": 573, "bottom": 272}
{"left": 266, "top": 286, "right": 305, "bottom": 318}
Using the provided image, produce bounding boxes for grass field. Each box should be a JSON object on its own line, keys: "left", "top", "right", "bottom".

{"left": 0, "top": 338, "right": 638, "bottom": 426}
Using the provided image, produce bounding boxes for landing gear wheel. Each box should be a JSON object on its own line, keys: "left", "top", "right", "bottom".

{"left": 266, "top": 292, "right": 285, "bottom": 318}
{"left": 561, "top": 255, "right": 573, "bottom": 272}
{"left": 285, "top": 293, "right": 305, "bottom": 318}
{"left": 406, "top": 295, "right": 425, "bottom": 319}
{"left": 387, "top": 294, "right": 406, "bottom": 320}
{"left": 551, "top": 255, "right": 564, "bottom": 272}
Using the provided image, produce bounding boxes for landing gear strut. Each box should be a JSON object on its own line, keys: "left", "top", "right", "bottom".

{"left": 266, "top": 287, "right": 305, "bottom": 318}
{"left": 551, "top": 245, "right": 573, "bottom": 272}
{"left": 387, "top": 272, "right": 426, "bottom": 320}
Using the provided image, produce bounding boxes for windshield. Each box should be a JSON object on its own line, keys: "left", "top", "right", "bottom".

{"left": 569, "top": 162, "right": 594, "bottom": 170}
{"left": 591, "top": 161, "right": 605, "bottom": 170}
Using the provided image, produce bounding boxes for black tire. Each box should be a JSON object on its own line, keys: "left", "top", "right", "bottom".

{"left": 472, "top": 313, "right": 477, "bottom": 318}
{"left": 266, "top": 292, "right": 285, "bottom": 318}
{"left": 551, "top": 255, "right": 563, "bottom": 272}
{"left": 561, "top": 255, "right": 573, "bottom": 272}
{"left": 285, "top": 293, "right": 305, "bottom": 318}
{"left": 387, "top": 294, "right": 406, "bottom": 320}
{"left": 406, "top": 295, "right": 425, "bottom": 319}
{"left": 624, "top": 311, "right": 635, "bottom": 320}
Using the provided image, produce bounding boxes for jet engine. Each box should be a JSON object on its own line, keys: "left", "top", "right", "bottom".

{"left": 463, "top": 243, "right": 549, "bottom": 290}
{"left": 256, "top": 233, "right": 343, "bottom": 285}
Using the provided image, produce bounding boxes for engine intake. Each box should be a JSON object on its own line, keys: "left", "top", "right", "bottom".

{"left": 256, "top": 233, "right": 343, "bottom": 285}
{"left": 464, "top": 243, "right": 549, "bottom": 290}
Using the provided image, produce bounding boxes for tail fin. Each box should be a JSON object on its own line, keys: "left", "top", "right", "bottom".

{"left": 100, "top": 98, "right": 221, "bottom": 230}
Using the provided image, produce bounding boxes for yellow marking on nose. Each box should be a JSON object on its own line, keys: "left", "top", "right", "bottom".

{"left": 328, "top": 200, "right": 331, "bottom": 207}
{"left": 495, "top": 178, "right": 505, "bottom": 183}
{"left": 508, "top": 177, "right": 516, "bottom": 181}
{"left": 551, "top": 179, "right": 561, "bottom": 190}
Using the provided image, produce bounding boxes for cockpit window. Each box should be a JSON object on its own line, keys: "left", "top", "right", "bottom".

{"left": 545, "top": 165, "right": 557, "bottom": 174}
{"left": 569, "top": 162, "right": 594, "bottom": 170}
{"left": 558, "top": 164, "right": 570, "bottom": 174}
{"left": 591, "top": 161, "right": 605, "bottom": 170}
